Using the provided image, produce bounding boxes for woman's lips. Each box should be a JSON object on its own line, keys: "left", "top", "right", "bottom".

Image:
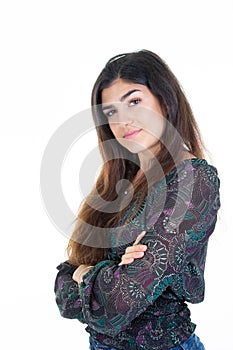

{"left": 124, "top": 129, "right": 142, "bottom": 139}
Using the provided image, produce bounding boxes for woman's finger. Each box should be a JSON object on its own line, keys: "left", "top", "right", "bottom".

{"left": 125, "top": 244, "right": 147, "bottom": 254}
{"left": 118, "top": 231, "right": 147, "bottom": 266}
{"left": 118, "top": 257, "right": 134, "bottom": 266}
{"left": 118, "top": 250, "right": 146, "bottom": 266}
{"left": 126, "top": 251, "right": 145, "bottom": 259}
{"left": 133, "top": 230, "right": 147, "bottom": 246}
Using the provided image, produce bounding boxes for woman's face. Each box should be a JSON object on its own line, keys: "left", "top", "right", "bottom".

{"left": 101, "top": 79, "right": 165, "bottom": 155}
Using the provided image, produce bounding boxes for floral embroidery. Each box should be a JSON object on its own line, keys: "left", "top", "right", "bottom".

{"left": 169, "top": 234, "right": 186, "bottom": 272}
{"left": 146, "top": 240, "right": 168, "bottom": 277}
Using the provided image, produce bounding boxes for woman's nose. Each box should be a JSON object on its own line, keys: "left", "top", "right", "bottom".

{"left": 116, "top": 104, "right": 132, "bottom": 125}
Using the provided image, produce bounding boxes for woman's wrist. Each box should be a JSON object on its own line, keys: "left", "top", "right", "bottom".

{"left": 72, "top": 265, "right": 93, "bottom": 285}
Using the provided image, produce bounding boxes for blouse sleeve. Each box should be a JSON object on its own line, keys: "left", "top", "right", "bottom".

{"left": 54, "top": 261, "right": 85, "bottom": 323}
{"left": 77, "top": 162, "right": 220, "bottom": 336}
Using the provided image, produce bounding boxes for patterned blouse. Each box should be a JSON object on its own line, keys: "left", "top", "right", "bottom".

{"left": 54, "top": 159, "right": 220, "bottom": 350}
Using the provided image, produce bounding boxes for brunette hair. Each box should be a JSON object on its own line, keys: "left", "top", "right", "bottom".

{"left": 67, "top": 49, "right": 205, "bottom": 266}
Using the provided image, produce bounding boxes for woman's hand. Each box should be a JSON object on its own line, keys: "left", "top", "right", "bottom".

{"left": 118, "top": 230, "right": 147, "bottom": 266}
{"left": 72, "top": 265, "right": 93, "bottom": 285}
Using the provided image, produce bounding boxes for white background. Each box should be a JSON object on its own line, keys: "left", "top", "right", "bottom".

{"left": 1, "top": 1, "right": 232, "bottom": 349}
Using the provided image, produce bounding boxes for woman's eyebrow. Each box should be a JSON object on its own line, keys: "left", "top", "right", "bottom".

{"left": 102, "top": 104, "right": 114, "bottom": 111}
{"left": 120, "top": 89, "right": 141, "bottom": 102}
{"left": 102, "top": 89, "right": 141, "bottom": 111}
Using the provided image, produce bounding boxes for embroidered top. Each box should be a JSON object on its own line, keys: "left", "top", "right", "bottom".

{"left": 54, "top": 158, "right": 220, "bottom": 350}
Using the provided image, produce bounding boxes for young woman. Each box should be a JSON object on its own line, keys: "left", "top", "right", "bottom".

{"left": 54, "top": 50, "right": 220, "bottom": 350}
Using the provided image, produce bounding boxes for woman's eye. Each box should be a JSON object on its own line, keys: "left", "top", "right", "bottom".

{"left": 129, "top": 98, "right": 141, "bottom": 107}
{"left": 104, "top": 109, "right": 117, "bottom": 118}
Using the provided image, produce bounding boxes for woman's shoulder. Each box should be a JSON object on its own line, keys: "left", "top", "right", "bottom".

{"left": 166, "top": 157, "right": 219, "bottom": 184}
{"left": 147, "top": 157, "right": 220, "bottom": 200}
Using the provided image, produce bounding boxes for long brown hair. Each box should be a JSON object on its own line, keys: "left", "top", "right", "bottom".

{"left": 67, "top": 50, "right": 205, "bottom": 266}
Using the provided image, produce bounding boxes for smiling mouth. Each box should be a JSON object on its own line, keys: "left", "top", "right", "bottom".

{"left": 124, "top": 129, "right": 142, "bottom": 139}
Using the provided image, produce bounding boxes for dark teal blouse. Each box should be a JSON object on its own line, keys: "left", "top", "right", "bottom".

{"left": 54, "top": 159, "right": 220, "bottom": 350}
